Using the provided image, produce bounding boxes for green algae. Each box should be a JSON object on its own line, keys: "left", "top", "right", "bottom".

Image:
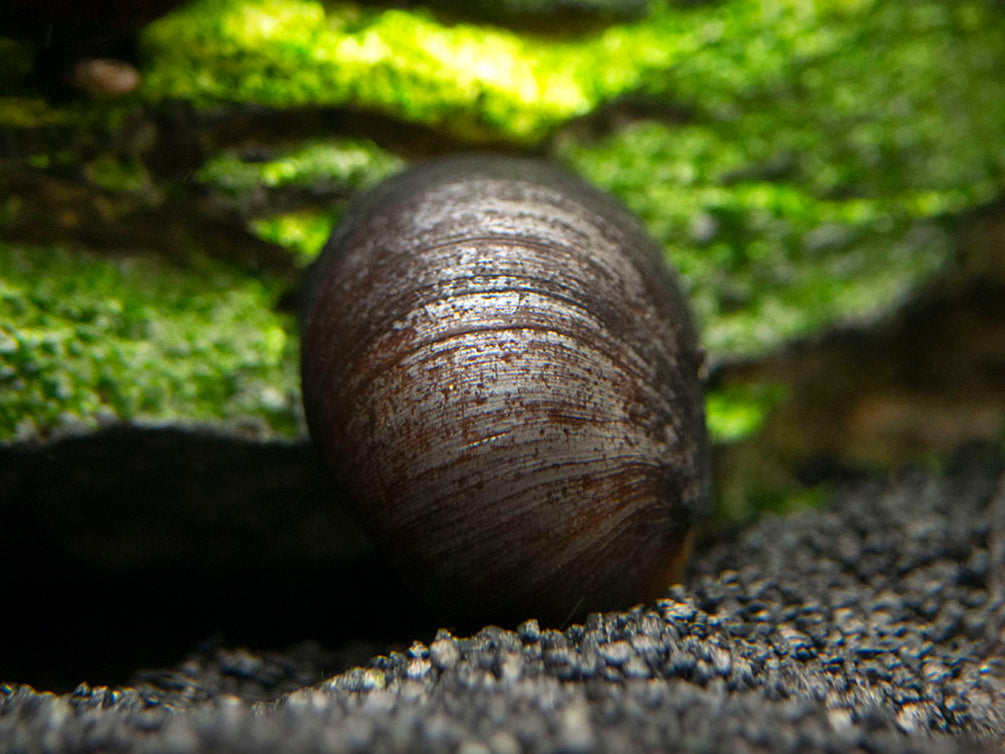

{"left": 196, "top": 138, "right": 403, "bottom": 198}
{"left": 139, "top": 0, "right": 1005, "bottom": 148}
{"left": 140, "top": 0, "right": 570, "bottom": 141}
{"left": 0, "top": 244, "right": 301, "bottom": 441}
{"left": 555, "top": 0, "right": 1004, "bottom": 356}
{"left": 250, "top": 209, "right": 341, "bottom": 264}
{"left": 133, "top": 0, "right": 633, "bottom": 140}
{"left": 4, "top": 0, "right": 1004, "bottom": 445}
{"left": 706, "top": 384, "right": 788, "bottom": 444}
{"left": 198, "top": 138, "right": 403, "bottom": 262}
{"left": 137, "top": 0, "right": 1005, "bottom": 357}
{"left": 557, "top": 120, "right": 955, "bottom": 356}
{"left": 139, "top": 0, "right": 706, "bottom": 141}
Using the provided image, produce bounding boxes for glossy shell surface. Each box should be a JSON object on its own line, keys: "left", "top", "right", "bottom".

{"left": 302, "top": 155, "right": 710, "bottom": 625}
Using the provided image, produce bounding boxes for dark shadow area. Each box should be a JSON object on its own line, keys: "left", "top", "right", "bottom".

{"left": 0, "top": 427, "right": 432, "bottom": 691}
{"left": 705, "top": 262, "right": 1005, "bottom": 504}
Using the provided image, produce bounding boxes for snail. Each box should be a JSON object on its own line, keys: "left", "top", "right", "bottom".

{"left": 301, "top": 155, "right": 710, "bottom": 626}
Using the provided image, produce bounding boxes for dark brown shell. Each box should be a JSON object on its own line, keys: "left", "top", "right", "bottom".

{"left": 301, "top": 155, "right": 710, "bottom": 626}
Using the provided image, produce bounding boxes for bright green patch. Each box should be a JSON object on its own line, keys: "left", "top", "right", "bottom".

{"left": 251, "top": 209, "right": 341, "bottom": 263}
{"left": 141, "top": 0, "right": 590, "bottom": 142}
{"left": 706, "top": 384, "right": 788, "bottom": 444}
{"left": 198, "top": 138, "right": 402, "bottom": 261}
{"left": 139, "top": 0, "right": 1005, "bottom": 149}
{"left": 142, "top": 0, "right": 839, "bottom": 141}
{"left": 0, "top": 244, "right": 301, "bottom": 441}
{"left": 197, "top": 138, "right": 402, "bottom": 197}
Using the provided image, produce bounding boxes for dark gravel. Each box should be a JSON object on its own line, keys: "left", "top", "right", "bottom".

{"left": 2, "top": 450, "right": 1003, "bottom": 753}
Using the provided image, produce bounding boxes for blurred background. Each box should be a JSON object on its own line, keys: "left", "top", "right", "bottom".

{"left": 1, "top": 0, "right": 1003, "bottom": 689}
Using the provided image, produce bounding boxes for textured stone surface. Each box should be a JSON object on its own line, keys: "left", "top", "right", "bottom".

{"left": 3, "top": 447, "right": 1004, "bottom": 751}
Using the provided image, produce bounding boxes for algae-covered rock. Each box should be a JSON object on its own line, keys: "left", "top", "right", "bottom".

{"left": 138, "top": 0, "right": 1005, "bottom": 343}
{"left": 0, "top": 244, "right": 301, "bottom": 441}
{"left": 1, "top": 0, "right": 1003, "bottom": 454}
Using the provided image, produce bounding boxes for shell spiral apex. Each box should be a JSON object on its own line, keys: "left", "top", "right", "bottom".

{"left": 301, "top": 154, "right": 710, "bottom": 626}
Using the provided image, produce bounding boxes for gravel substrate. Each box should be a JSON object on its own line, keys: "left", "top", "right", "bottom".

{"left": 2, "top": 449, "right": 1003, "bottom": 753}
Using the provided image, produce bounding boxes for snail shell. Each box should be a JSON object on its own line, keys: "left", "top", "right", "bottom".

{"left": 301, "top": 155, "right": 710, "bottom": 625}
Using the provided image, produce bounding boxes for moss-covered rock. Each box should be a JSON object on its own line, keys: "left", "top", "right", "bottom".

{"left": 197, "top": 138, "right": 403, "bottom": 261}
{"left": 2, "top": 0, "right": 1004, "bottom": 452}
{"left": 141, "top": 0, "right": 1005, "bottom": 357}
{"left": 558, "top": 121, "right": 955, "bottom": 358}
{"left": 0, "top": 244, "right": 301, "bottom": 441}
{"left": 197, "top": 138, "right": 402, "bottom": 199}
